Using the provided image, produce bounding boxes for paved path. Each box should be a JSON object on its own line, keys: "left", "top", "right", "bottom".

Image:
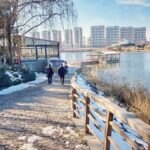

{"left": 0, "top": 76, "right": 89, "bottom": 150}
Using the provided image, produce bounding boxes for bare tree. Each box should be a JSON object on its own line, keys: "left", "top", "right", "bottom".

{"left": 0, "top": 0, "right": 77, "bottom": 65}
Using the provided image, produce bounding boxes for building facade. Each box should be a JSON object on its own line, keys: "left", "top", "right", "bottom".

{"left": 42, "top": 31, "right": 51, "bottom": 40}
{"left": 91, "top": 26, "right": 105, "bottom": 47}
{"left": 106, "top": 26, "right": 119, "bottom": 46}
{"left": 120, "top": 27, "right": 134, "bottom": 42}
{"left": 74, "top": 27, "right": 83, "bottom": 48}
{"left": 134, "top": 27, "right": 146, "bottom": 44}
{"left": 87, "top": 37, "right": 91, "bottom": 47}
{"left": 52, "top": 30, "right": 62, "bottom": 42}
{"left": 64, "top": 29, "right": 73, "bottom": 49}
{"left": 32, "top": 31, "right": 40, "bottom": 39}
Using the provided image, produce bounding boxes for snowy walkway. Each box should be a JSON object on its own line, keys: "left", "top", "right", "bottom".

{"left": 0, "top": 75, "right": 89, "bottom": 150}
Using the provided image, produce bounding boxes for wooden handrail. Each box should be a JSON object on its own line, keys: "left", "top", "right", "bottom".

{"left": 85, "top": 96, "right": 90, "bottom": 134}
{"left": 71, "top": 76, "right": 150, "bottom": 150}
{"left": 72, "top": 88, "right": 77, "bottom": 118}
{"left": 104, "top": 111, "right": 113, "bottom": 150}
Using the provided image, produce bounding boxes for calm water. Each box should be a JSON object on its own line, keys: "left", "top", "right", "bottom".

{"left": 60, "top": 51, "right": 150, "bottom": 90}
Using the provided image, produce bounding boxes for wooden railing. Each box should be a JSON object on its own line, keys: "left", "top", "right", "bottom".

{"left": 71, "top": 76, "right": 150, "bottom": 150}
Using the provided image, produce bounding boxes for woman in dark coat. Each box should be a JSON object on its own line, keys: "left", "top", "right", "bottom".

{"left": 58, "top": 63, "right": 66, "bottom": 84}
{"left": 47, "top": 64, "right": 54, "bottom": 84}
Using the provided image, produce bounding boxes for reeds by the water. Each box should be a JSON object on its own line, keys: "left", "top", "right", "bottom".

{"left": 85, "top": 73, "right": 150, "bottom": 124}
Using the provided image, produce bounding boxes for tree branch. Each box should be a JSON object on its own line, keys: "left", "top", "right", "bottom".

{"left": 22, "top": 12, "right": 62, "bottom": 35}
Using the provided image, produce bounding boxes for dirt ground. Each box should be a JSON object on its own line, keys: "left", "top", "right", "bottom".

{"left": 0, "top": 76, "right": 89, "bottom": 150}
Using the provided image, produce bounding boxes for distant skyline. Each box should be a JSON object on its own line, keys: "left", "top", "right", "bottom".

{"left": 74, "top": 0, "right": 150, "bottom": 40}
{"left": 32, "top": 0, "right": 150, "bottom": 40}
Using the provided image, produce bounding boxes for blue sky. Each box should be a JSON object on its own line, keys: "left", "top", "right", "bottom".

{"left": 74, "top": 0, "right": 150, "bottom": 39}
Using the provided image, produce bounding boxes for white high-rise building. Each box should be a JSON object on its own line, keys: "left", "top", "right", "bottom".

{"left": 87, "top": 37, "right": 91, "bottom": 47}
{"left": 64, "top": 29, "right": 73, "bottom": 49}
{"left": 134, "top": 27, "right": 146, "bottom": 43}
{"left": 120, "top": 27, "right": 134, "bottom": 42}
{"left": 82, "top": 36, "right": 87, "bottom": 47}
{"left": 106, "top": 26, "right": 119, "bottom": 46}
{"left": 52, "top": 30, "right": 62, "bottom": 43}
{"left": 74, "top": 27, "right": 83, "bottom": 48}
{"left": 42, "top": 31, "right": 51, "bottom": 40}
{"left": 52, "top": 30, "right": 62, "bottom": 49}
{"left": 91, "top": 25, "right": 105, "bottom": 47}
{"left": 32, "top": 31, "right": 40, "bottom": 38}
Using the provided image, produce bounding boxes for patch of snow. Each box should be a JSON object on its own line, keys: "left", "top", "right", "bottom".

{"left": 18, "top": 74, "right": 22, "bottom": 80}
{"left": 65, "top": 140, "right": 70, "bottom": 145}
{"left": 5, "top": 71, "right": 14, "bottom": 78}
{"left": 18, "top": 136, "right": 26, "bottom": 141}
{"left": 0, "top": 83, "right": 30, "bottom": 95}
{"left": 19, "top": 135, "right": 41, "bottom": 150}
{"left": 75, "top": 144, "right": 90, "bottom": 150}
{"left": 20, "top": 143, "right": 37, "bottom": 150}
{"left": 0, "top": 73, "right": 47, "bottom": 95}
{"left": 66, "top": 126, "right": 78, "bottom": 136}
{"left": 42, "top": 126, "right": 60, "bottom": 137}
{"left": 28, "top": 135, "right": 41, "bottom": 143}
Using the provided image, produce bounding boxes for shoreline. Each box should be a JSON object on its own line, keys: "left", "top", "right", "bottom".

{"left": 80, "top": 73, "right": 150, "bottom": 125}
{"left": 60, "top": 49, "right": 150, "bottom": 53}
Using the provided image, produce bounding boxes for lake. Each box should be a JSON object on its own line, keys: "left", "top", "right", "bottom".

{"left": 60, "top": 51, "right": 150, "bottom": 90}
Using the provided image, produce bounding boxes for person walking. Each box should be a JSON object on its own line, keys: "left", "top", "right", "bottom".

{"left": 47, "top": 64, "right": 54, "bottom": 84}
{"left": 58, "top": 63, "right": 66, "bottom": 84}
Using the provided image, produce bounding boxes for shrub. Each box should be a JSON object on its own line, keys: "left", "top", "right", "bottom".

{"left": 21, "top": 68, "right": 36, "bottom": 83}
{"left": 0, "top": 67, "right": 12, "bottom": 88}
{"left": 11, "top": 78, "right": 21, "bottom": 85}
{"left": 0, "top": 66, "right": 36, "bottom": 89}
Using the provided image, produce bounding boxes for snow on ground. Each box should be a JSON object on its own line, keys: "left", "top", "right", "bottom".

{"left": 18, "top": 136, "right": 27, "bottom": 141}
{"left": 5, "top": 70, "right": 23, "bottom": 81}
{"left": 42, "top": 125, "right": 79, "bottom": 139}
{"left": 19, "top": 135, "right": 41, "bottom": 150}
{"left": 0, "top": 73, "right": 47, "bottom": 95}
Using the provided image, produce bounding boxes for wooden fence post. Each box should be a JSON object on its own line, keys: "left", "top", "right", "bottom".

{"left": 72, "top": 88, "right": 76, "bottom": 118}
{"left": 85, "top": 96, "right": 90, "bottom": 134}
{"left": 104, "top": 111, "right": 113, "bottom": 150}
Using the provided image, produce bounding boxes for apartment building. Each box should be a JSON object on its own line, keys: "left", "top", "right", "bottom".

{"left": 106, "top": 26, "right": 119, "bottom": 46}
{"left": 120, "top": 27, "right": 134, "bottom": 42}
{"left": 91, "top": 26, "right": 105, "bottom": 47}
{"left": 52, "top": 30, "right": 62, "bottom": 43}
{"left": 64, "top": 29, "right": 73, "bottom": 49}
{"left": 134, "top": 27, "right": 146, "bottom": 44}
{"left": 42, "top": 31, "right": 51, "bottom": 40}
{"left": 32, "top": 31, "right": 40, "bottom": 39}
{"left": 74, "top": 27, "right": 83, "bottom": 48}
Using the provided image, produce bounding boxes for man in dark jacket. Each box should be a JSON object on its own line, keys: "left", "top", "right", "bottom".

{"left": 47, "top": 64, "right": 54, "bottom": 84}
{"left": 58, "top": 63, "right": 66, "bottom": 84}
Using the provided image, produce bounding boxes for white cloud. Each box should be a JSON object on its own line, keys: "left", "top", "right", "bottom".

{"left": 116, "top": 0, "right": 150, "bottom": 7}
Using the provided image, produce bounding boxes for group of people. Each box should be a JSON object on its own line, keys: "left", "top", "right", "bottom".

{"left": 47, "top": 63, "right": 68, "bottom": 85}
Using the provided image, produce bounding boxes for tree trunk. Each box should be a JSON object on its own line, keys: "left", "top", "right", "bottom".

{"left": 6, "top": 19, "right": 13, "bottom": 65}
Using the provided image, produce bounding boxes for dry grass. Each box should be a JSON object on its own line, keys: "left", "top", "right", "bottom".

{"left": 85, "top": 74, "right": 150, "bottom": 124}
